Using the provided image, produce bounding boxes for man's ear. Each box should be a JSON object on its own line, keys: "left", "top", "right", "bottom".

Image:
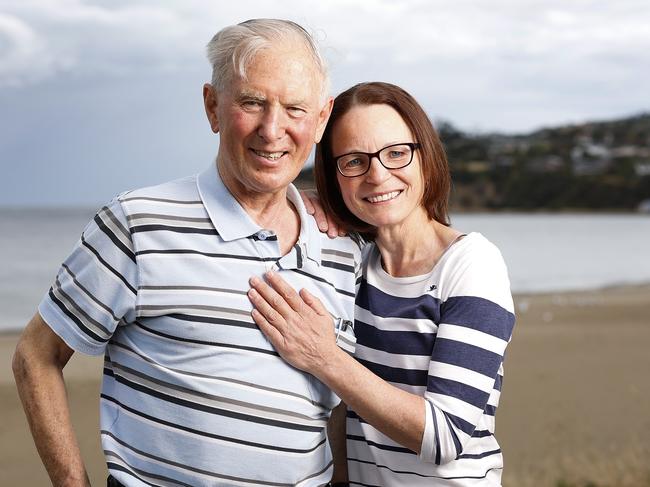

{"left": 203, "top": 83, "right": 219, "bottom": 134}
{"left": 314, "top": 96, "right": 334, "bottom": 143}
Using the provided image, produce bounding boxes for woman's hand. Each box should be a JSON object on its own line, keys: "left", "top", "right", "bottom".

{"left": 299, "top": 189, "right": 345, "bottom": 238}
{"left": 248, "top": 271, "right": 339, "bottom": 375}
{"left": 249, "top": 273, "right": 427, "bottom": 455}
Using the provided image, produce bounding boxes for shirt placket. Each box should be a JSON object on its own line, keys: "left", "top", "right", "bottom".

{"left": 252, "top": 229, "right": 282, "bottom": 272}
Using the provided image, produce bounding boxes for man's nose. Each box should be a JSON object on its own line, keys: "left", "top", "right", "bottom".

{"left": 257, "top": 106, "right": 287, "bottom": 141}
{"left": 364, "top": 156, "right": 391, "bottom": 184}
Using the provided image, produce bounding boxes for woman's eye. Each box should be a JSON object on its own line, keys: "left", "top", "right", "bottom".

{"left": 345, "top": 158, "right": 363, "bottom": 168}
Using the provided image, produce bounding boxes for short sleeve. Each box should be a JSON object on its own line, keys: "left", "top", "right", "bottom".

{"left": 38, "top": 197, "right": 138, "bottom": 355}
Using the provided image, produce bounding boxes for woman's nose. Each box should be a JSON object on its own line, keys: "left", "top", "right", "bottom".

{"left": 363, "top": 156, "right": 392, "bottom": 184}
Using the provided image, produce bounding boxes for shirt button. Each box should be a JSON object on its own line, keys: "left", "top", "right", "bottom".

{"left": 257, "top": 230, "right": 270, "bottom": 240}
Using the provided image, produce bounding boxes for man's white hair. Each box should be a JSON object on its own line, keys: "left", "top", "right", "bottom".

{"left": 206, "top": 18, "right": 330, "bottom": 101}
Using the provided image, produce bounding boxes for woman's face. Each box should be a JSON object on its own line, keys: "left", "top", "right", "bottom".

{"left": 331, "top": 104, "right": 425, "bottom": 230}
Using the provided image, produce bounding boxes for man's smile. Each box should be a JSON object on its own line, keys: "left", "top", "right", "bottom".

{"left": 251, "top": 149, "right": 288, "bottom": 161}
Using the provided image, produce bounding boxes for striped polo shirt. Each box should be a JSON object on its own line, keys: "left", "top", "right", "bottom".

{"left": 39, "top": 163, "right": 361, "bottom": 487}
{"left": 347, "top": 234, "right": 515, "bottom": 486}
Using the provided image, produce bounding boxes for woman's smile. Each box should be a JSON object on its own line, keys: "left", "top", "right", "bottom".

{"left": 364, "top": 190, "right": 403, "bottom": 204}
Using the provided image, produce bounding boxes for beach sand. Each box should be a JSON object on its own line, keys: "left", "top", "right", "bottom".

{"left": 2, "top": 285, "right": 649, "bottom": 487}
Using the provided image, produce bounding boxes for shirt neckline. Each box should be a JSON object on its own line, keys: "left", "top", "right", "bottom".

{"left": 196, "top": 162, "right": 322, "bottom": 263}
{"left": 371, "top": 232, "right": 473, "bottom": 284}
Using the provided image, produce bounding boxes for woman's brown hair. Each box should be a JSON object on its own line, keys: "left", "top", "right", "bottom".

{"left": 315, "top": 82, "right": 451, "bottom": 238}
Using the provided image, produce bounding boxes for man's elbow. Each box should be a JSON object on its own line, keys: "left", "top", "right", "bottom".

{"left": 12, "top": 343, "right": 27, "bottom": 383}
{"left": 12, "top": 333, "right": 37, "bottom": 386}
{"left": 12, "top": 313, "right": 72, "bottom": 385}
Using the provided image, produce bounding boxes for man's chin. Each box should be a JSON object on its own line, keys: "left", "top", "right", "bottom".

{"left": 238, "top": 173, "right": 300, "bottom": 197}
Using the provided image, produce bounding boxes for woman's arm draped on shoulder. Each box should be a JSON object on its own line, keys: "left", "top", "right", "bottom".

{"left": 299, "top": 189, "right": 344, "bottom": 238}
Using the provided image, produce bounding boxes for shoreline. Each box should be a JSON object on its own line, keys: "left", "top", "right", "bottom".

{"left": 3, "top": 204, "right": 648, "bottom": 214}
{"left": 2, "top": 283, "right": 649, "bottom": 486}
{"left": 3, "top": 282, "right": 649, "bottom": 337}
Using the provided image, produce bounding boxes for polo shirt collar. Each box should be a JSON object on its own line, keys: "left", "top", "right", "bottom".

{"left": 196, "top": 162, "right": 322, "bottom": 263}
{"left": 197, "top": 162, "right": 261, "bottom": 241}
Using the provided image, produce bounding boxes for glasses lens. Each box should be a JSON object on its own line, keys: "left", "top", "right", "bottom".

{"left": 379, "top": 144, "right": 413, "bottom": 168}
{"left": 337, "top": 154, "right": 369, "bottom": 176}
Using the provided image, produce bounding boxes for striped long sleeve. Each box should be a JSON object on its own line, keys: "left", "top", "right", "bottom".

{"left": 419, "top": 240, "right": 515, "bottom": 464}
{"left": 348, "top": 233, "right": 515, "bottom": 485}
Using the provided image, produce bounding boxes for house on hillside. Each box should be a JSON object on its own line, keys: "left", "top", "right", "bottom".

{"left": 571, "top": 136, "right": 612, "bottom": 176}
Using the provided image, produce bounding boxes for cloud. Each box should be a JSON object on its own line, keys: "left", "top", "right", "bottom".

{"left": 0, "top": 0, "right": 648, "bottom": 130}
{"left": 0, "top": 1, "right": 199, "bottom": 85}
{"left": 0, "top": 13, "right": 71, "bottom": 85}
{"left": 4, "top": 1, "right": 649, "bottom": 84}
{"left": 1, "top": 0, "right": 649, "bottom": 207}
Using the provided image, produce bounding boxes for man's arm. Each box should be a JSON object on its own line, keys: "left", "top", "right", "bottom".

{"left": 12, "top": 313, "right": 91, "bottom": 487}
{"left": 327, "top": 401, "right": 349, "bottom": 483}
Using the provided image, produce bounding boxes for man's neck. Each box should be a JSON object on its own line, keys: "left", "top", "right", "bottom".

{"left": 218, "top": 166, "right": 301, "bottom": 255}
{"left": 244, "top": 197, "right": 300, "bottom": 256}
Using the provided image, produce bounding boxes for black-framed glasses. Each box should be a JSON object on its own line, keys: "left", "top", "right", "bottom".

{"left": 335, "top": 142, "right": 421, "bottom": 177}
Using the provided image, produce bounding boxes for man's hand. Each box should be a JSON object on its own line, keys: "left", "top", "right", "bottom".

{"left": 13, "top": 313, "right": 91, "bottom": 487}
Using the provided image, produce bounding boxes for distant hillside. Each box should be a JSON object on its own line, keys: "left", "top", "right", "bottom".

{"left": 297, "top": 113, "right": 650, "bottom": 211}
{"left": 440, "top": 113, "right": 650, "bottom": 210}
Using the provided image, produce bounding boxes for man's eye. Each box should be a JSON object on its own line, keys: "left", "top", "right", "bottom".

{"left": 288, "top": 107, "right": 306, "bottom": 116}
{"left": 242, "top": 100, "right": 263, "bottom": 109}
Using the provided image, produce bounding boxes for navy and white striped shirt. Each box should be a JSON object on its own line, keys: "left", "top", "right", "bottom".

{"left": 39, "top": 163, "right": 361, "bottom": 486}
{"left": 347, "top": 234, "right": 515, "bottom": 486}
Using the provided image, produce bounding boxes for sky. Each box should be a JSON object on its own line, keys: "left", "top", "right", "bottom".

{"left": 1, "top": 0, "right": 649, "bottom": 207}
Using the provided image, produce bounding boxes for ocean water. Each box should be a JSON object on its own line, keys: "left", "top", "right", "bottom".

{"left": 1, "top": 209, "right": 649, "bottom": 332}
{"left": 452, "top": 213, "right": 650, "bottom": 294}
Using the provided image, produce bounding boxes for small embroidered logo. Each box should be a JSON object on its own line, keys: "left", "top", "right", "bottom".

{"left": 429, "top": 284, "right": 437, "bottom": 291}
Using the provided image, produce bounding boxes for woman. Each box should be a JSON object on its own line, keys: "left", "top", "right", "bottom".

{"left": 247, "top": 82, "right": 515, "bottom": 486}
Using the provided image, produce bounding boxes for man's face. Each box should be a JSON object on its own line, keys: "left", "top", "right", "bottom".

{"left": 204, "top": 45, "right": 332, "bottom": 205}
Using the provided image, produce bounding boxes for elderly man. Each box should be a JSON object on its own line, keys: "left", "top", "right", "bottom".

{"left": 13, "top": 19, "right": 359, "bottom": 486}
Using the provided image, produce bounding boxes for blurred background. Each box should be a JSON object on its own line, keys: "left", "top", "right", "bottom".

{"left": 1, "top": 1, "right": 649, "bottom": 486}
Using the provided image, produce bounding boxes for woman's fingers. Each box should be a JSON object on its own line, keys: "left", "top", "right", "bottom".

{"left": 247, "top": 287, "right": 287, "bottom": 333}
{"left": 263, "top": 271, "right": 310, "bottom": 314}
{"left": 299, "top": 288, "right": 329, "bottom": 317}
{"left": 326, "top": 214, "right": 342, "bottom": 239}
{"left": 300, "top": 189, "right": 333, "bottom": 234}
{"left": 250, "top": 275, "right": 294, "bottom": 314}
{"left": 300, "top": 189, "right": 317, "bottom": 215}
{"left": 251, "top": 308, "right": 285, "bottom": 347}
